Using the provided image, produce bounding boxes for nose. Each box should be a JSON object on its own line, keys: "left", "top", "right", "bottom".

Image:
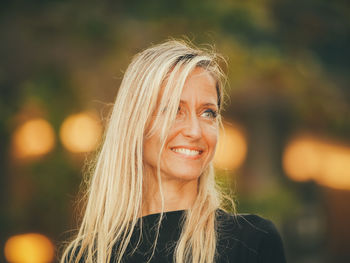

{"left": 181, "top": 114, "right": 202, "bottom": 139}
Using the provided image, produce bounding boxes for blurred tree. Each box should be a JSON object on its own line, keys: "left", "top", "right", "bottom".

{"left": 1, "top": 0, "right": 349, "bottom": 262}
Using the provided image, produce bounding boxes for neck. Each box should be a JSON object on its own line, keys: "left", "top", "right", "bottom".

{"left": 142, "top": 172, "right": 198, "bottom": 217}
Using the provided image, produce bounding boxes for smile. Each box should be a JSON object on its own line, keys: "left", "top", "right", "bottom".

{"left": 170, "top": 147, "right": 203, "bottom": 156}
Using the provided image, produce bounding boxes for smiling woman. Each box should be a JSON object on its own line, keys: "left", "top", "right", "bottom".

{"left": 143, "top": 68, "right": 219, "bottom": 216}
{"left": 60, "top": 39, "right": 286, "bottom": 263}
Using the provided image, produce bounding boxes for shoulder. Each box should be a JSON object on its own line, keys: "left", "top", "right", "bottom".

{"left": 216, "top": 209, "right": 280, "bottom": 238}
{"left": 215, "top": 209, "right": 286, "bottom": 263}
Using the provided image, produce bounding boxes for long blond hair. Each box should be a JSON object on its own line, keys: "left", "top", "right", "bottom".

{"left": 60, "top": 39, "right": 234, "bottom": 263}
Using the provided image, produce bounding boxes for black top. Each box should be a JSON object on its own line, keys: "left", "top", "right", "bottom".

{"left": 69, "top": 209, "right": 286, "bottom": 263}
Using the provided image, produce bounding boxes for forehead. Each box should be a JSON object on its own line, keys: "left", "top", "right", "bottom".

{"left": 180, "top": 67, "right": 218, "bottom": 105}
{"left": 147, "top": 67, "right": 218, "bottom": 135}
{"left": 155, "top": 66, "right": 218, "bottom": 110}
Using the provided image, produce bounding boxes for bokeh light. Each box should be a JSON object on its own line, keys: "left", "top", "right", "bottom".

{"left": 2, "top": 1, "right": 350, "bottom": 262}
{"left": 283, "top": 134, "right": 350, "bottom": 190}
{"left": 60, "top": 111, "right": 102, "bottom": 153}
{"left": 4, "top": 233, "right": 54, "bottom": 263}
{"left": 12, "top": 118, "right": 55, "bottom": 158}
{"left": 214, "top": 122, "right": 247, "bottom": 170}
{"left": 282, "top": 136, "right": 320, "bottom": 182}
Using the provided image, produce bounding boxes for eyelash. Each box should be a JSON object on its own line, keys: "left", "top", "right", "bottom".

{"left": 177, "top": 107, "right": 218, "bottom": 119}
{"left": 202, "top": 109, "right": 218, "bottom": 119}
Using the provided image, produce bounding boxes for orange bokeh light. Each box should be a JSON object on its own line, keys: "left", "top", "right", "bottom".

{"left": 60, "top": 111, "right": 102, "bottom": 153}
{"left": 12, "top": 118, "right": 55, "bottom": 158}
{"left": 4, "top": 233, "right": 54, "bottom": 263}
{"left": 283, "top": 134, "right": 350, "bottom": 190}
{"left": 214, "top": 122, "right": 247, "bottom": 170}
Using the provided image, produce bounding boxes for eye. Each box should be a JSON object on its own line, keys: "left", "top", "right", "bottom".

{"left": 201, "top": 109, "right": 218, "bottom": 119}
{"left": 177, "top": 106, "right": 184, "bottom": 115}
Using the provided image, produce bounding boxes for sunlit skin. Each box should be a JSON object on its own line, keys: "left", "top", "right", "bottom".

{"left": 143, "top": 67, "right": 219, "bottom": 216}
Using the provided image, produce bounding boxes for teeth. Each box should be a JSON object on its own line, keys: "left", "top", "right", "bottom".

{"left": 171, "top": 148, "right": 200, "bottom": 156}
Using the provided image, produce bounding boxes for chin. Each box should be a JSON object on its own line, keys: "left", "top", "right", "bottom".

{"left": 166, "top": 167, "right": 203, "bottom": 181}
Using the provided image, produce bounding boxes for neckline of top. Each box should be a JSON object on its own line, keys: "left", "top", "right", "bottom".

{"left": 141, "top": 209, "right": 187, "bottom": 219}
{"left": 139, "top": 208, "right": 230, "bottom": 220}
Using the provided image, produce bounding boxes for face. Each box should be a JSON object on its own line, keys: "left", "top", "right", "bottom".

{"left": 143, "top": 67, "right": 219, "bottom": 182}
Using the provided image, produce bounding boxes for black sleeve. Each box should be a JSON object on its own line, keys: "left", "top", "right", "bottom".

{"left": 257, "top": 219, "right": 287, "bottom": 263}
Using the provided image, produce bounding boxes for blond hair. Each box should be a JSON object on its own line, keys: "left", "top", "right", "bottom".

{"left": 61, "top": 39, "right": 235, "bottom": 263}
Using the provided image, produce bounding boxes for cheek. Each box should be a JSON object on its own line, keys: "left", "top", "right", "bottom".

{"left": 206, "top": 126, "right": 219, "bottom": 157}
{"left": 143, "top": 136, "right": 159, "bottom": 165}
{"left": 210, "top": 136, "right": 218, "bottom": 155}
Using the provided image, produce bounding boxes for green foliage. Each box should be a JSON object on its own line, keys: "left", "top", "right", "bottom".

{"left": 1, "top": 0, "right": 349, "bottom": 261}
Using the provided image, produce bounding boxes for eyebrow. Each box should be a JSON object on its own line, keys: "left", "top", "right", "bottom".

{"left": 179, "top": 100, "right": 218, "bottom": 108}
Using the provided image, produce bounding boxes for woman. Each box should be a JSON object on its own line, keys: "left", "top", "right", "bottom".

{"left": 61, "top": 39, "right": 286, "bottom": 263}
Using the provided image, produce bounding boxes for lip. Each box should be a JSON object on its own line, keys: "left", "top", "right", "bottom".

{"left": 170, "top": 145, "right": 204, "bottom": 160}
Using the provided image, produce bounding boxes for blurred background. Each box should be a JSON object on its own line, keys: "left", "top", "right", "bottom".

{"left": 1, "top": 0, "right": 349, "bottom": 262}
